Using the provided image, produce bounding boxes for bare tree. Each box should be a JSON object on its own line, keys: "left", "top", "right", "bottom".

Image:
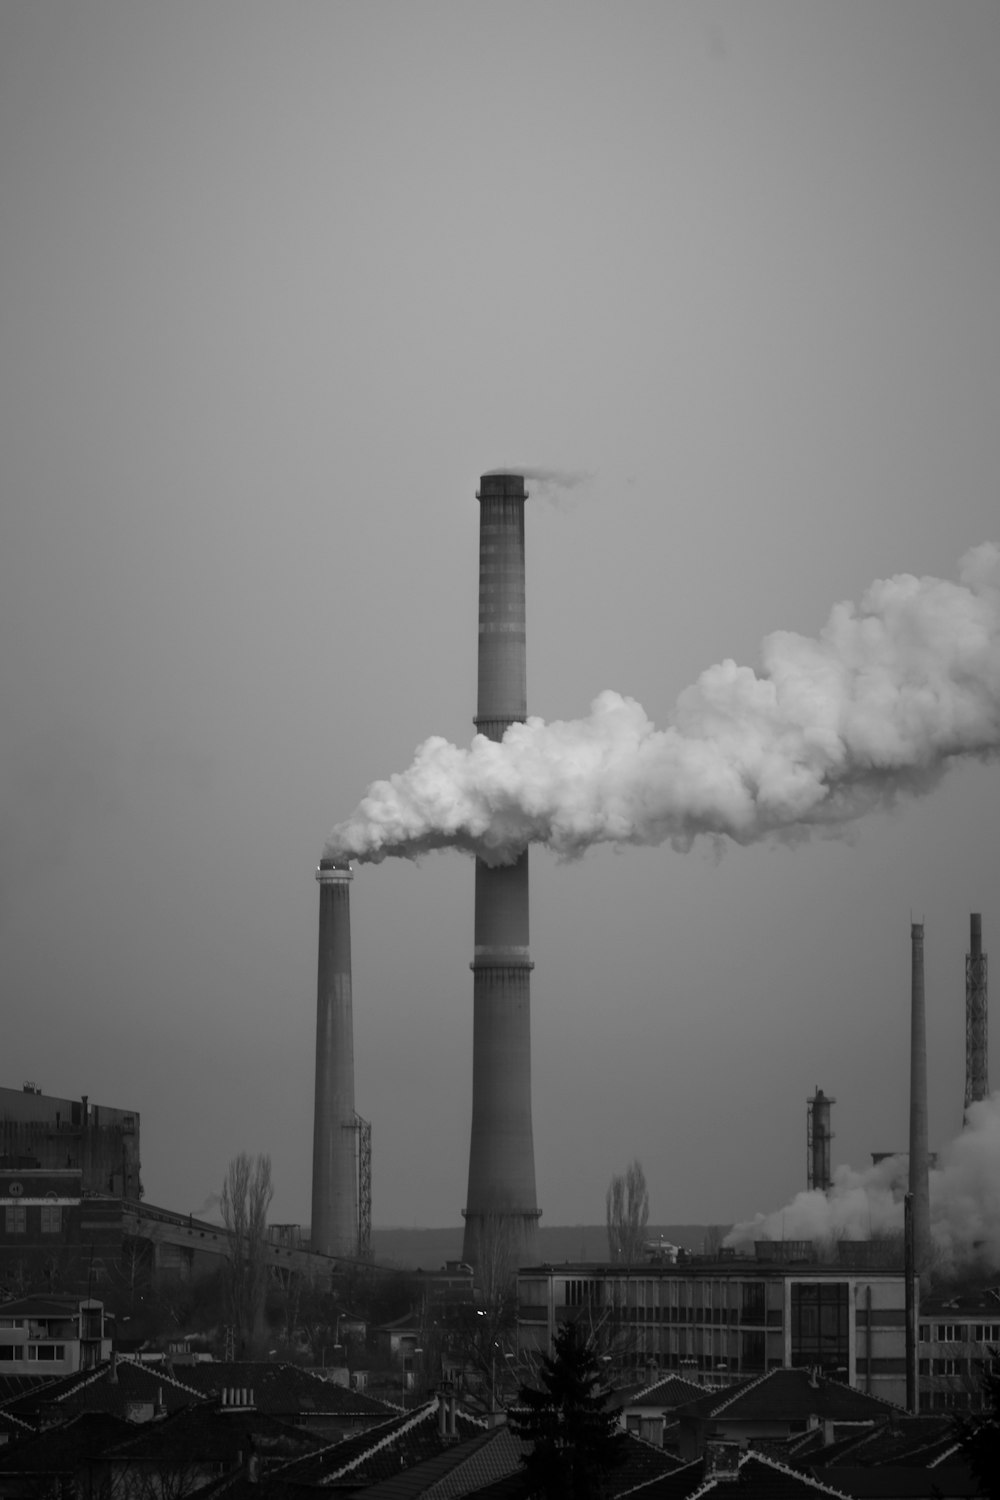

{"left": 605, "top": 1159, "right": 649, "bottom": 1264}
{"left": 221, "top": 1152, "right": 273, "bottom": 1356}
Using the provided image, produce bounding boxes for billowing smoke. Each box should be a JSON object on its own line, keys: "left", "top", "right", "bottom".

{"left": 726, "top": 1094, "right": 1000, "bottom": 1273}
{"left": 326, "top": 545, "right": 1000, "bottom": 865}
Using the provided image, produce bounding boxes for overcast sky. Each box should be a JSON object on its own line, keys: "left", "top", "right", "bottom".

{"left": 2, "top": 1, "right": 998, "bottom": 1232}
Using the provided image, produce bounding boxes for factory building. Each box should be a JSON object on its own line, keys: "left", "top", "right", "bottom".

{"left": 517, "top": 1254, "right": 910, "bottom": 1409}
{"left": 0, "top": 1084, "right": 141, "bottom": 1200}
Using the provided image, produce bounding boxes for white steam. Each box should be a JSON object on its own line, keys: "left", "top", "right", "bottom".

{"left": 325, "top": 544, "right": 1000, "bottom": 865}
{"left": 726, "top": 1094, "right": 1000, "bottom": 1273}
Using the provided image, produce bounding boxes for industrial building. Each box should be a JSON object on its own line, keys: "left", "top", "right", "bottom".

{"left": 0, "top": 1084, "right": 141, "bottom": 1199}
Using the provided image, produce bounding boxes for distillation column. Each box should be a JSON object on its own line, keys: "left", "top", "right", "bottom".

{"left": 462, "top": 472, "right": 541, "bottom": 1267}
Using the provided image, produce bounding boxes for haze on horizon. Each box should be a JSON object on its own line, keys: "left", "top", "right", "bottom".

{"left": 1, "top": 0, "right": 998, "bottom": 1234}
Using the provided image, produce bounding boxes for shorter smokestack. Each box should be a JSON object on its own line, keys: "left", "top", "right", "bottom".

{"left": 807, "top": 1088, "right": 834, "bottom": 1192}
{"left": 909, "top": 922, "right": 931, "bottom": 1278}
{"left": 965, "top": 913, "right": 989, "bottom": 1115}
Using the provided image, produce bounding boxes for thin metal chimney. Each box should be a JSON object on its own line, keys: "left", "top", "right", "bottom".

{"left": 311, "top": 858, "right": 358, "bottom": 1257}
{"left": 908, "top": 922, "right": 931, "bottom": 1277}
{"left": 806, "top": 1088, "right": 834, "bottom": 1192}
{"left": 461, "top": 472, "right": 540, "bottom": 1267}
{"left": 965, "top": 913, "right": 989, "bottom": 1115}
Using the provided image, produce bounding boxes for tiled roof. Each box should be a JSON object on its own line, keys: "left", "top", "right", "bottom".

{"left": 798, "top": 1465, "right": 978, "bottom": 1497}
{"left": 804, "top": 1414, "right": 963, "bottom": 1468}
{"left": 450, "top": 1428, "right": 684, "bottom": 1499}
{"left": 0, "top": 1294, "right": 88, "bottom": 1318}
{"left": 0, "top": 1375, "right": 60, "bottom": 1408}
{"left": 0, "top": 1411, "right": 132, "bottom": 1474}
{"left": 676, "top": 1370, "right": 902, "bottom": 1425}
{"left": 1, "top": 1357, "right": 204, "bottom": 1420}
{"left": 103, "top": 1403, "right": 326, "bottom": 1465}
{"left": 354, "top": 1425, "right": 523, "bottom": 1500}
{"left": 161, "top": 1360, "right": 394, "bottom": 1418}
{"left": 614, "top": 1377, "right": 705, "bottom": 1411}
{"left": 617, "top": 1450, "right": 858, "bottom": 1498}
{"left": 266, "top": 1399, "right": 489, "bottom": 1488}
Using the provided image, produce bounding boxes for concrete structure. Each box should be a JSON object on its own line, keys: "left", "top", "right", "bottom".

{"left": 806, "top": 1089, "right": 834, "bottom": 1192}
{"left": 517, "top": 1255, "right": 911, "bottom": 1408}
{"left": 462, "top": 473, "right": 540, "bottom": 1268}
{"left": 919, "top": 1289, "right": 1000, "bottom": 1411}
{"left": 0, "top": 1167, "right": 125, "bottom": 1293}
{"left": 0, "top": 1083, "right": 141, "bottom": 1198}
{"left": 908, "top": 922, "right": 931, "bottom": 1277}
{"left": 311, "top": 858, "right": 358, "bottom": 1258}
{"left": 965, "top": 912, "right": 989, "bottom": 1113}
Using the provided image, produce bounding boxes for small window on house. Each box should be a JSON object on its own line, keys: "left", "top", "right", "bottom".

{"left": 40, "top": 1205, "right": 61, "bottom": 1233}
{"left": 4, "top": 1205, "right": 26, "bottom": 1234}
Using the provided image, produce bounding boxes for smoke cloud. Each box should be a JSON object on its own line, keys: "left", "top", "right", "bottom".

{"left": 325, "top": 544, "right": 1000, "bottom": 865}
{"left": 726, "top": 1094, "right": 1000, "bottom": 1273}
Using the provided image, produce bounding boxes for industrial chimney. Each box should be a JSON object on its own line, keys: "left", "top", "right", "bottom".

{"left": 806, "top": 1088, "right": 834, "bottom": 1192}
{"left": 462, "top": 473, "right": 541, "bottom": 1267}
{"left": 311, "top": 858, "right": 358, "bottom": 1258}
{"left": 965, "top": 913, "right": 989, "bottom": 1115}
{"left": 908, "top": 921, "right": 931, "bottom": 1277}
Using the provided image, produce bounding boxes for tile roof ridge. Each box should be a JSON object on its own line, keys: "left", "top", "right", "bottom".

{"left": 614, "top": 1458, "right": 703, "bottom": 1496}
{"left": 320, "top": 1399, "right": 441, "bottom": 1482}
{"left": 264, "top": 1410, "right": 408, "bottom": 1475}
{"left": 927, "top": 1439, "right": 964, "bottom": 1468}
{"left": 704, "top": 1369, "right": 771, "bottom": 1416}
{"left": 739, "top": 1449, "right": 857, "bottom": 1497}
{"left": 110, "top": 1356, "right": 205, "bottom": 1400}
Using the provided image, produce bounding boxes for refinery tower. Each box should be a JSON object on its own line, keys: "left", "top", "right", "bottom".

{"left": 462, "top": 472, "right": 541, "bottom": 1267}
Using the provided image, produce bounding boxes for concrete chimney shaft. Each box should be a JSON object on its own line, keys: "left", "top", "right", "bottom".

{"left": 965, "top": 913, "right": 989, "bottom": 1113}
{"left": 462, "top": 473, "right": 540, "bottom": 1266}
{"left": 908, "top": 922, "right": 931, "bottom": 1277}
{"left": 311, "top": 858, "right": 358, "bottom": 1258}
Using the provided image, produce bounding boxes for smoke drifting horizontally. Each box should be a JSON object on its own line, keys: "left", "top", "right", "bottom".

{"left": 726, "top": 1094, "right": 1000, "bottom": 1273}
{"left": 325, "top": 545, "right": 1000, "bottom": 865}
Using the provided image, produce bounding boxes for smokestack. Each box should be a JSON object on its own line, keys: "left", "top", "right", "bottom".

{"left": 311, "top": 858, "right": 358, "bottom": 1258}
{"left": 806, "top": 1088, "right": 834, "bottom": 1192}
{"left": 965, "top": 913, "right": 989, "bottom": 1115}
{"left": 909, "top": 922, "right": 931, "bottom": 1277}
{"left": 462, "top": 473, "right": 541, "bottom": 1266}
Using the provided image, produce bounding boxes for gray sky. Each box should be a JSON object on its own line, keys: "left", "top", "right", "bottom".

{"left": 2, "top": 1, "right": 998, "bottom": 1231}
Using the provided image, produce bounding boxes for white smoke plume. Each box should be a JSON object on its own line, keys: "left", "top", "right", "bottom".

{"left": 325, "top": 544, "right": 1000, "bottom": 865}
{"left": 725, "top": 1094, "right": 1000, "bottom": 1273}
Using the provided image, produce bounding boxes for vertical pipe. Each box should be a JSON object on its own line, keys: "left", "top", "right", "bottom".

{"left": 462, "top": 473, "right": 540, "bottom": 1267}
{"left": 311, "top": 858, "right": 358, "bottom": 1258}
{"left": 908, "top": 923, "right": 931, "bottom": 1280}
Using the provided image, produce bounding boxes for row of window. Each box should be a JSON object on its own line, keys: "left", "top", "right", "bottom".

{"left": 560, "top": 1280, "right": 773, "bottom": 1312}
{"left": 918, "top": 1356, "right": 999, "bottom": 1376}
{"left": 0, "top": 1344, "right": 67, "bottom": 1361}
{"left": 918, "top": 1322, "right": 1000, "bottom": 1343}
{"left": 3, "top": 1205, "right": 62, "bottom": 1233}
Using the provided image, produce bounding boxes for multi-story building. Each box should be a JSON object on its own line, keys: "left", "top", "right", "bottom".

{"left": 0, "top": 1294, "right": 112, "bottom": 1374}
{"left": 0, "top": 1167, "right": 126, "bottom": 1294}
{"left": 517, "top": 1250, "right": 910, "bottom": 1409}
{"left": 0, "top": 1084, "right": 141, "bottom": 1199}
{"left": 918, "top": 1291, "right": 1000, "bottom": 1411}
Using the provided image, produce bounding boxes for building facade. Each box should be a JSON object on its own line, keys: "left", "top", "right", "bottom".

{"left": 0, "top": 1294, "right": 112, "bottom": 1374}
{"left": 0, "top": 1084, "right": 141, "bottom": 1199}
{"left": 517, "top": 1256, "right": 910, "bottom": 1409}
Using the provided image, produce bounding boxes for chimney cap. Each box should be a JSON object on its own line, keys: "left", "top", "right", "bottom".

{"left": 317, "top": 858, "right": 352, "bottom": 881}
{"left": 478, "top": 471, "right": 527, "bottom": 500}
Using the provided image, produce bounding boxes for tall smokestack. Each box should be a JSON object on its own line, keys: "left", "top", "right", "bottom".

{"left": 462, "top": 473, "right": 540, "bottom": 1267}
{"left": 965, "top": 913, "right": 989, "bottom": 1115}
{"left": 311, "top": 858, "right": 358, "bottom": 1258}
{"left": 909, "top": 922, "right": 931, "bottom": 1277}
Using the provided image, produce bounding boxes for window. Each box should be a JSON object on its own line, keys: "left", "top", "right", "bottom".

{"left": 918, "top": 1324, "right": 930, "bottom": 1341}
{"left": 40, "top": 1205, "right": 61, "bottom": 1234}
{"left": 791, "top": 1282, "right": 849, "bottom": 1378}
{"left": 564, "top": 1280, "right": 602, "bottom": 1309}
{"left": 935, "top": 1323, "right": 965, "bottom": 1342}
{"left": 4, "top": 1205, "right": 26, "bottom": 1234}
{"left": 0, "top": 1345, "right": 24, "bottom": 1361}
{"left": 974, "top": 1324, "right": 1000, "bottom": 1342}
{"left": 741, "top": 1282, "right": 765, "bottom": 1322}
{"left": 933, "top": 1357, "right": 963, "bottom": 1376}
{"left": 27, "top": 1345, "right": 66, "bottom": 1362}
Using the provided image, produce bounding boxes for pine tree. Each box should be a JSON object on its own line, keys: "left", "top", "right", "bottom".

{"left": 954, "top": 1356, "right": 1000, "bottom": 1499}
{"left": 510, "top": 1320, "right": 628, "bottom": 1499}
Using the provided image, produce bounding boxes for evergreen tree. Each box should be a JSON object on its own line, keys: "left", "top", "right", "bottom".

{"left": 510, "top": 1320, "right": 627, "bottom": 1499}
{"left": 955, "top": 1356, "right": 1000, "bottom": 1498}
